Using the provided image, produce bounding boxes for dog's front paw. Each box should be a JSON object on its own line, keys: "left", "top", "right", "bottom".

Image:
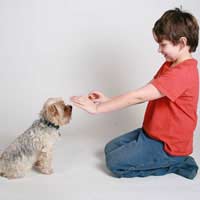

{"left": 40, "top": 168, "right": 54, "bottom": 175}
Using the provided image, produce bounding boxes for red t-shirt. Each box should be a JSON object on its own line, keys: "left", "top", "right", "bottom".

{"left": 143, "top": 59, "right": 199, "bottom": 156}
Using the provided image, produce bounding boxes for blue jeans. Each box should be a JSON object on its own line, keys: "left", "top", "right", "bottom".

{"left": 105, "top": 128, "right": 198, "bottom": 179}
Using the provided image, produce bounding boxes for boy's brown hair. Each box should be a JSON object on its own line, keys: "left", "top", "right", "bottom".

{"left": 153, "top": 8, "right": 199, "bottom": 52}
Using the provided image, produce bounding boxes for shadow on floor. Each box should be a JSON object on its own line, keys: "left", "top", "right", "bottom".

{"left": 95, "top": 150, "right": 114, "bottom": 177}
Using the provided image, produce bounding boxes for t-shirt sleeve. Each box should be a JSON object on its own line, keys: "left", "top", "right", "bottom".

{"left": 151, "top": 66, "right": 189, "bottom": 102}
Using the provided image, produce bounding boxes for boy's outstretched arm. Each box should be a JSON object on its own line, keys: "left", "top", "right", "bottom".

{"left": 70, "top": 83, "right": 164, "bottom": 114}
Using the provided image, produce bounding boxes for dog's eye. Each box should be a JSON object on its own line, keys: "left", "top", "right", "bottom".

{"left": 64, "top": 106, "right": 68, "bottom": 110}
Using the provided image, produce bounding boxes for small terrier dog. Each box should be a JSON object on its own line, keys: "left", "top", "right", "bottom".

{"left": 0, "top": 98, "right": 72, "bottom": 179}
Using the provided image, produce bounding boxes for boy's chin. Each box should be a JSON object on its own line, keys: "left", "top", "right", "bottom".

{"left": 164, "top": 57, "right": 173, "bottom": 62}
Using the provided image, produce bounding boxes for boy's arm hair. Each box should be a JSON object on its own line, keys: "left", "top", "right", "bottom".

{"left": 96, "top": 83, "right": 164, "bottom": 113}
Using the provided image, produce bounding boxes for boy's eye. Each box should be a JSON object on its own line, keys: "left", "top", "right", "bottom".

{"left": 160, "top": 43, "right": 166, "bottom": 48}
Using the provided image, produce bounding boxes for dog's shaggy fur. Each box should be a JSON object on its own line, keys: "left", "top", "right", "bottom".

{"left": 0, "top": 98, "right": 72, "bottom": 179}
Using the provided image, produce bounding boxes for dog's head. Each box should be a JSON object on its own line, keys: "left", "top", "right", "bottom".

{"left": 40, "top": 98, "right": 72, "bottom": 126}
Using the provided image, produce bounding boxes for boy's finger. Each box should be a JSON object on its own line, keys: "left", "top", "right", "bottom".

{"left": 70, "top": 96, "right": 76, "bottom": 100}
{"left": 70, "top": 96, "right": 81, "bottom": 101}
{"left": 72, "top": 101, "right": 84, "bottom": 108}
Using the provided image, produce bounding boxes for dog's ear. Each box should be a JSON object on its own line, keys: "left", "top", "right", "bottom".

{"left": 47, "top": 104, "right": 58, "bottom": 116}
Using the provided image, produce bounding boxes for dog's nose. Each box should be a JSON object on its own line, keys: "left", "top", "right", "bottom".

{"left": 64, "top": 105, "right": 72, "bottom": 111}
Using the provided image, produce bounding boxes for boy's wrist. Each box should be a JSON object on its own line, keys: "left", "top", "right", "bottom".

{"left": 104, "top": 97, "right": 111, "bottom": 102}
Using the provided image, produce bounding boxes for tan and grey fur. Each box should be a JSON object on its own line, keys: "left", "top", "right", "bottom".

{"left": 0, "top": 98, "right": 72, "bottom": 179}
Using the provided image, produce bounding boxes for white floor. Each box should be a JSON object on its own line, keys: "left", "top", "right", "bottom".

{"left": 0, "top": 123, "right": 200, "bottom": 200}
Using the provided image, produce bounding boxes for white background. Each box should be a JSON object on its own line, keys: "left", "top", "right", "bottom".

{"left": 0, "top": 0, "right": 199, "bottom": 200}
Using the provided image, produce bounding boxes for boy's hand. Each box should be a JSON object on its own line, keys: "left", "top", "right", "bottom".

{"left": 88, "top": 91, "right": 110, "bottom": 103}
{"left": 70, "top": 95, "right": 98, "bottom": 114}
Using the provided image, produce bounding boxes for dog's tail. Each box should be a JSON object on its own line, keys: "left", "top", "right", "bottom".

{"left": 0, "top": 151, "right": 3, "bottom": 175}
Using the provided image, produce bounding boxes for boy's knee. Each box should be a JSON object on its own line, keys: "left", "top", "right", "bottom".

{"left": 104, "top": 139, "right": 121, "bottom": 155}
{"left": 105, "top": 152, "right": 122, "bottom": 177}
{"left": 104, "top": 143, "right": 111, "bottom": 155}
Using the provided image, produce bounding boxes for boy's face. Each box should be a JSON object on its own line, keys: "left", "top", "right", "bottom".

{"left": 153, "top": 34, "right": 182, "bottom": 63}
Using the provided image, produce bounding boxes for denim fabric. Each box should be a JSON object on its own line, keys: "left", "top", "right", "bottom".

{"left": 105, "top": 128, "right": 198, "bottom": 179}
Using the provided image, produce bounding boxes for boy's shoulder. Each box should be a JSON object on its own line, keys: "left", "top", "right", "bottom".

{"left": 176, "top": 58, "right": 197, "bottom": 68}
{"left": 173, "top": 59, "right": 198, "bottom": 77}
{"left": 162, "top": 58, "right": 198, "bottom": 74}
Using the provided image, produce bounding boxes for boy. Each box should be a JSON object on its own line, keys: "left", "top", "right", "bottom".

{"left": 71, "top": 8, "right": 199, "bottom": 179}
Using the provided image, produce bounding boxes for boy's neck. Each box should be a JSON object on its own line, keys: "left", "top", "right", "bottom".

{"left": 171, "top": 51, "right": 192, "bottom": 67}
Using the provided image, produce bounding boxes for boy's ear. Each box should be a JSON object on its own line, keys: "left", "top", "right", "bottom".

{"left": 179, "top": 37, "right": 187, "bottom": 49}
